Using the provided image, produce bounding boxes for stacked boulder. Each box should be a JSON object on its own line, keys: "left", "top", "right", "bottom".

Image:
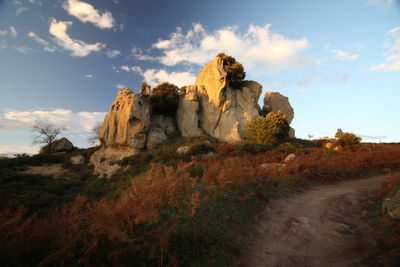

{"left": 91, "top": 55, "right": 295, "bottom": 177}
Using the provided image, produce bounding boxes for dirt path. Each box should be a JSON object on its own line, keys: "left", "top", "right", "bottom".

{"left": 236, "top": 175, "right": 387, "bottom": 267}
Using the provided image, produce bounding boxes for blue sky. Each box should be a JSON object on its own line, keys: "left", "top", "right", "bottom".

{"left": 0, "top": 0, "right": 399, "bottom": 154}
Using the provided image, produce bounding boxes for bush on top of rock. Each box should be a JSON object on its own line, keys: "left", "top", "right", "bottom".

{"left": 150, "top": 82, "right": 180, "bottom": 117}
{"left": 217, "top": 53, "right": 246, "bottom": 89}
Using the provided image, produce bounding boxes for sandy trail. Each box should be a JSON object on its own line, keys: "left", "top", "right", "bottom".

{"left": 236, "top": 175, "right": 387, "bottom": 267}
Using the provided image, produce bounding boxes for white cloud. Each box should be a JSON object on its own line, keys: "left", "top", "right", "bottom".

{"left": 0, "top": 109, "right": 106, "bottom": 133}
{"left": 367, "top": 0, "right": 395, "bottom": 10}
{"left": 370, "top": 25, "right": 400, "bottom": 71}
{"left": 27, "top": 0, "right": 42, "bottom": 5}
{"left": 85, "top": 74, "right": 93, "bottom": 78}
{"left": 330, "top": 49, "right": 359, "bottom": 61}
{"left": 12, "top": 0, "right": 28, "bottom": 15}
{"left": 49, "top": 18, "right": 106, "bottom": 57}
{"left": 28, "top": 31, "right": 57, "bottom": 52}
{"left": 116, "top": 83, "right": 126, "bottom": 89}
{"left": 141, "top": 69, "right": 196, "bottom": 87}
{"left": 0, "top": 30, "right": 8, "bottom": 36}
{"left": 145, "top": 23, "right": 315, "bottom": 74}
{"left": 0, "top": 145, "right": 39, "bottom": 156}
{"left": 13, "top": 46, "right": 34, "bottom": 54}
{"left": 9, "top": 26, "right": 17, "bottom": 37}
{"left": 120, "top": 65, "right": 142, "bottom": 73}
{"left": 105, "top": 49, "right": 120, "bottom": 58}
{"left": 62, "top": 0, "right": 116, "bottom": 29}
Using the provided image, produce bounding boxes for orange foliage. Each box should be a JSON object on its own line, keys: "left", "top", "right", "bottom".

{"left": 1, "top": 143, "right": 400, "bottom": 265}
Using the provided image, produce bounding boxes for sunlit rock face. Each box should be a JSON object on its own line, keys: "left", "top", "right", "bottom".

{"left": 262, "top": 91, "right": 295, "bottom": 138}
{"left": 91, "top": 55, "right": 296, "bottom": 177}
{"left": 91, "top": 87, "right": 150, "bottom": 178}
{"left": 177, "top": 56, "right": 262, "bottom": 142}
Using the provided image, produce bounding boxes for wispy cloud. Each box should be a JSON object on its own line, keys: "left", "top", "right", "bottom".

{"left": 367, "top": 0, "right": 396, "bottom": 10}
{"left": 13, "top": 46, "right": 34, "bottom": 54}
{"left": 144, "top": 23, "right": 316, "bottom": 74}
{"left": 370, "top": 26, "right": 400, "bottom": 71}
{"left": 12, "top": 0, "right": 29, "bottom": 15}
{"left": 0, "top": 145, "right": 39, "bottom": 156}
{"left": 85, "top": 74, "right": 93, "bottom": 78}
{"left": 105, "top": 49, "right": 121, "bottom": 58}
{"left": 0, "top": 26, "right": 18, "bottom": 38}
{"left": 0, "top": 109, "right": 106, "bottom": 133}
{"left": 9, "top": 26, "right": 17, "bottom": 37}
{"left": 120, "top": 65, "right": 196, "bottom": 87}
{"left": 116, "top": 83, "right": 126, "bottom": 89}
{"left": 49, "top": 18, "right": 106, "bottom": 57}
{"left": 330, "top": 49, "right": 359, "bottom": 61}
{"left": 28, "top": 31, "right": 57, "bottom": 52}
{"left": 62, "top": 0, "right": 116, "bottom": 29}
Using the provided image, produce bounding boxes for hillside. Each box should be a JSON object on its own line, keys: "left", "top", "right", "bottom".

{"left": 1, "top": 139, "right": 400, "bottom": 266}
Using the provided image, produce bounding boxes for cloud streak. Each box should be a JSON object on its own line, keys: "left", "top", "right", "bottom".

{"left": 0, "top": 109, "right": 106, "bottom": 133}
{"left": 49, "top": 18, "right": 106, "bottom": 57}
{"left": 330, "top": 49, "right": 359, "bottom": 61}
{"left": 370, "top": 25, "right": 400, "bottom": 71}
{"left": 62, "top": 0, "right": 116, "bottom": 29}
{"left": 28, "top": 31, "right": 57, "bottom": 52}
{"left": 145, "top": 23, "right": 316, "bottom": 74}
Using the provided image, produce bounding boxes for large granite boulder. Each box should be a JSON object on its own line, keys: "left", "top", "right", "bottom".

{"left": 263, "top": 91, "right": 294, "bottom": 124}
{"left": 383, "top": 188, "right": 400, "bottom": 220}
{"left": 176, "top": 56, "right": 262, "bottom": 142}
{"left": 39, "top": 137, "right": 74, "bottom": 154}
{"left": 90, "top": 87, "right": 151, "bottom": 178}
{"left": 146, "top": 115, "right": 178, "bottom": 149}
{"left": 263, "top": 91, "right": 295, "bottom": 137}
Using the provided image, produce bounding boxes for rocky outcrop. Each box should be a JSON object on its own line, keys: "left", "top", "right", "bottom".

{"left": 91, "top": 55, "right": 296, "bottom": 177}
{"left": 263, "top": 91, "right": 295, "bottom": 137}
{"left": 90, "top": 87, "right": 151, "bottom": 178}
{"left": 176, "top": 57, "right": 262, "bottom": 142}
{"left": 98, "top": 88, "right": 150, "bottom": 150}
{"left": 176, "top": 85, "right": 203, "bottom": 137}
{"left": 39, "top": 137, "right": 74, "bottom": 154}
{"left": 70, "top": 155, "right": 85, "bottom": 165}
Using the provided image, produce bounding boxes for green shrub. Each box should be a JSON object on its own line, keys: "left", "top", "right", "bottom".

{"left": 150, "top": 82, "right": 180, "bottom": 116}
{"left": 245, "top": 112, "right": 290, "bottom": 144}
{"left": 335, "top": 129, "right": 361, "bottom": 147}
{"left": 217, "top": 53, "right": 246, "bottom": 89}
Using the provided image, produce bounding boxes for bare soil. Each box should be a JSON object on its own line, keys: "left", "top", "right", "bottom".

{"left": 236, "top": 175, "right": 388, "bottom": 267}
{"left": 20, "top": 164, "right": 66, "bottom": 178}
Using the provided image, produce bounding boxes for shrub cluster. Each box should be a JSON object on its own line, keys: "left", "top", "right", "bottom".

{"left": 217, "top": 53, "right": 246, "bottom": 89}
{"left": 149, "top": 82, "right": 180, "bottom": 116}
{"left": 335, "top": 128, "right": 361, "bottom": 147}
{"left": 245, "top": 111, "right": 290, "bottom": 145}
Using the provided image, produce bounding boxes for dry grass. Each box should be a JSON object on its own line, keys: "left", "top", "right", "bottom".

{"left": 1, "top": 142, "right": 400, "bottom": 265}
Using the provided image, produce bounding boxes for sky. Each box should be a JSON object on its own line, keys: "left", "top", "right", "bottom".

{"left": 0, "top": 0, "right": 399, "bottom": 155}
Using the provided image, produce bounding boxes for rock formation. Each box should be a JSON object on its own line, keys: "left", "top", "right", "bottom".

{"left": 39, "top": 137, "right": 74, "bottom": 154}
{"left": 262, "top": 91, "right": 295, "bottom": 137}
{"left": 91, "top": 55, "right": 295, "bottom": 177}
{"left": 177, "top": 56, "right": 262, "bottom": 142}
{"left": 90, "top": 87, "right": 151, "bottom": 178}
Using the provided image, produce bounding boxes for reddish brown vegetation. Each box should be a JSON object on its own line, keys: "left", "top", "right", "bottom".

{"left": 1, "top": 143, "right": 400, "bottom": 265}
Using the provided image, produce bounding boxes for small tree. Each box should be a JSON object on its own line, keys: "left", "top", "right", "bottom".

{"left": 217, "top": 53, "right": 246, "bottom": 89}
{"left": 150, "top": 82, "right": 180, "bottom": 116}
{"left": 335, "top": 129, "right": 361, "bottom": 147}
{"left": 32, "top": 122, "right": 64, "bottom": 154}
{"left": 88, "top": 123, "right": 102, "bottom": 146}
{"left": 245, "top": 111, "right": 290, "bottom": 144}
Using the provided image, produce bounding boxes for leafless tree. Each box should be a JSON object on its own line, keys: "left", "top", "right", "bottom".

{"left": 31, "top": 122, "right": 64, "bottom": 154}
{"left": 88, "top": 123, "right": 102, "bottom": 146}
